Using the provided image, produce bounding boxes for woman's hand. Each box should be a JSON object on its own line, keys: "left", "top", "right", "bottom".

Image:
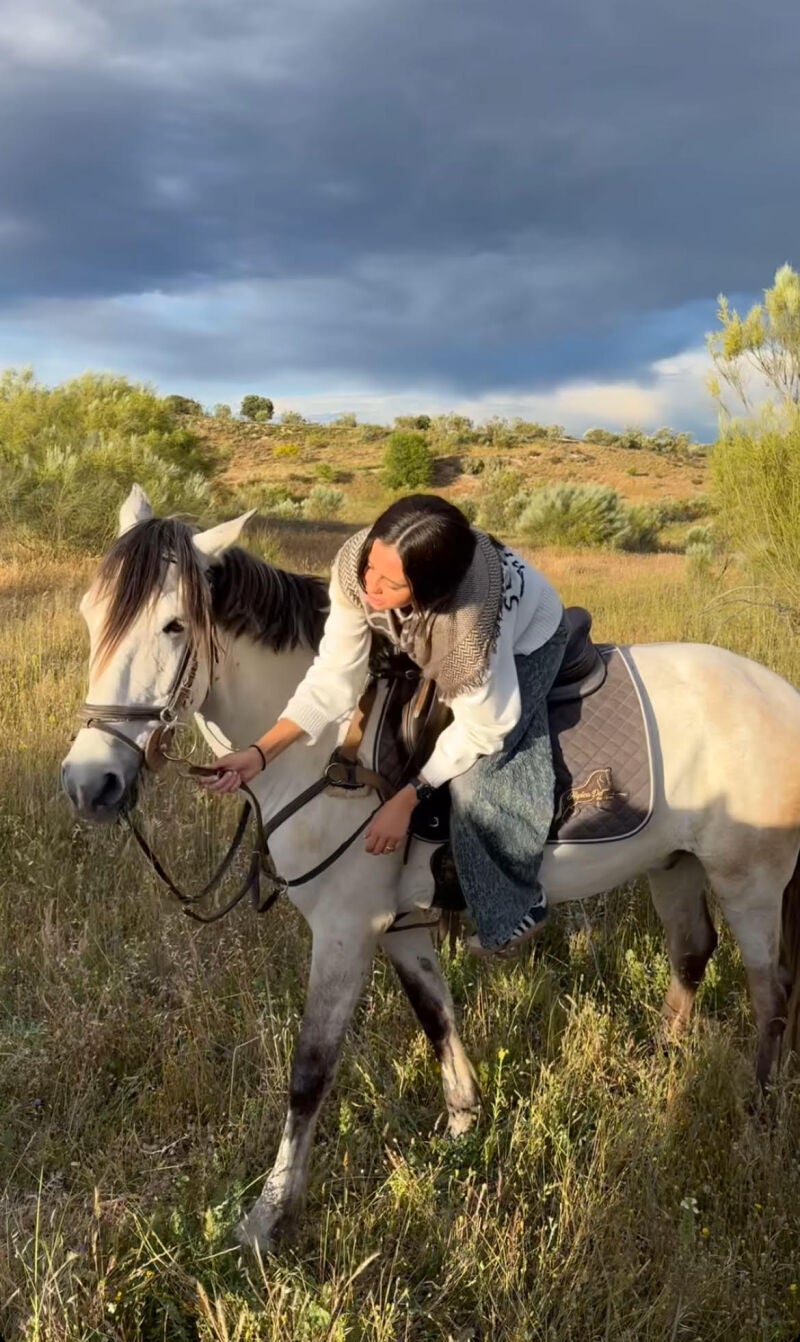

{"left": 365, "top": 786, "right": 417, "bottom": 856}
{"left": 196, "top": 746, "right": 264, "bottom": 794}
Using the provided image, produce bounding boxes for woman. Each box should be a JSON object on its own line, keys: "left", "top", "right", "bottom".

{"left": 200, "top": 495, "right": 568, "bottom": 953}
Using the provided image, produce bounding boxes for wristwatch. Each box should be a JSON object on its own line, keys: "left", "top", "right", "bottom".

{"left": 412, "top": 777, "right": 435, "bottom": 803}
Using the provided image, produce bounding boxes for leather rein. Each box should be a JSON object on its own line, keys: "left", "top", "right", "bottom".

{"left": 76, "top": 650, "right": 394, "bottom": 925}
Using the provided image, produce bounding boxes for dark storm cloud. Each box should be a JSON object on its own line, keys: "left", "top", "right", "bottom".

{"left": 1, "top": 0, "right": 799, "bottom": 393}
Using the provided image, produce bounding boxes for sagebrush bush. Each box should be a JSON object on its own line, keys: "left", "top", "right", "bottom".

{"left": 474, "top": 467, "right": 525, "bottom": 531}
{"left": 301, "top": 485, "right": 345, "bottom": 519}
{"left": 382, "top": 430, "right": 434, "bottom": 489}
{"left": 515, "top": 484, "right": 659, "bottom": 551}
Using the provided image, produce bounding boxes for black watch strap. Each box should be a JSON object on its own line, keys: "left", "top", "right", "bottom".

{"left": 412, "top": 776, "right": 435, "bottom": 803}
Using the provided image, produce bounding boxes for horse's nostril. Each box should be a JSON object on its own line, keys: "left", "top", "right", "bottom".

{"left": 96, "top": 771, "right": 125, "bottom": 810}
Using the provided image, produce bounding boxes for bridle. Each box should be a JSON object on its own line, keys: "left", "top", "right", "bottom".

{"left": 74, "top": 643, "right": 404, "bottom": 926}
{"left": 77, "top": 642, "right": 200, "bottom": 773}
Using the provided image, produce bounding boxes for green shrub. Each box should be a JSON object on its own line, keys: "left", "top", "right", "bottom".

{"left": 583, "top": 427, "right": 620, "bottom": 446}
{"left": 301, "top": 485, "right": 345, "bottom": 519}
{"left": 0, "top": 369, "right": 218, "bottom": 549}
{"left": 429, "top": 414, "right": 477, "bottom": 448}
{"left": 270, "top": 498, "right": 303, "bottom": 519}
{"left": 274, "top": 443, "right": 300, "bottom": 459}
{"left": 214, "top": 403, "right": 233, "bottom": 420}
{"left": 382, "top": 431, "right": 434, "bottom": 489}
{"left": 615, "top": 503, "right": 660, "bottom": 552}
{"left": 474, "top": 467, "right": 525, "bottom": 531}
{"left": 651, "top": 495, "right": 713, "bottom": 525}
{"left": 332, "top": 412, "right": 357, "bottom": 427}
{"left": 457, "top": 497, "right": 479, "bottom": 523}
{"left": 711, "top": 408, "right": 800, "bottom": 606}
{"left": 515, "top": 484, "right": 658, "bottom": 551}
{"left": 648, "top": 426, "right": 695, "bottom": 455}
{"left": 280, "top": 410, "right": 307, "bottom": 428}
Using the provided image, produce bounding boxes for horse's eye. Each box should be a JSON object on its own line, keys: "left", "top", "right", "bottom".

{"left": 163, "top": 619, "right": 185, "bottom": 635}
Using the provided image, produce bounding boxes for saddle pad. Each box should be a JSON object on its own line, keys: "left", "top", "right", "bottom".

{"left": 548, "top": 646, "right": 654, "bottom": 844}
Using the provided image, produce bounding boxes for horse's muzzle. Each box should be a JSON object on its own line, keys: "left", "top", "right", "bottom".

{"left": 61, "top": 759, "right": 138, "bottom": 823}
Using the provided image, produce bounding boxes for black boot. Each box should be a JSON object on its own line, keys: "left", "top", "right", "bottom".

{"left": 430, "top": 844, "right": 466, "bottom": 911}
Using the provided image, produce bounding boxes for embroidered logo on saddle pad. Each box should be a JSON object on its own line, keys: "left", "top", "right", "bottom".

{"left": 552, "top": 766, "right": 628, "bottom": 826}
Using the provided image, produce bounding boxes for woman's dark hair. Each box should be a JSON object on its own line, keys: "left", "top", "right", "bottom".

{"left": 357, "top": 494, "right": 477, "bottom": 613}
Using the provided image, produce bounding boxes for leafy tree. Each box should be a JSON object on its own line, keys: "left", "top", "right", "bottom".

{"left": 382, "top": 431, "right": 434, "bottom": 489}
{"left": 214, "top": 403, "right": 233, "bottom": 420}
{"left": 240, "top": 394, "right": 274, "bottom": 421}
{"left": 708, "top": 264, "right": 800, "bottom": 413}
{"left": 332, "top": 412, "right": 357, "bottom": 427}
{"left": 164, "top": 394, "right": 202, "bottom": 416}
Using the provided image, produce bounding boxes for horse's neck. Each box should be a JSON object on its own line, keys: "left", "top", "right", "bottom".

{"left": 197, "top": 630, "right": 389, "bottom": 803}
{"left": 198, "top": 635, "right": 336, "bottom": 791}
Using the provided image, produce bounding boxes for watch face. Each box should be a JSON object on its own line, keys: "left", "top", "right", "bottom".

{"left": 415, "top": 782, "right": 435, "bottom": 802}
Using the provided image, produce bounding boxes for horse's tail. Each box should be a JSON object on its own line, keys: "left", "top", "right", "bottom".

{"left": 780, "top": 846, "right": 800, "bottom": 1054}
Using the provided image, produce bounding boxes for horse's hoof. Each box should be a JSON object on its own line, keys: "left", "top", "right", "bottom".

{"left": 234, "top": 1200, "right": 297, "bottom": 1254}
{"left": 447, "top": 1106, "right": 480, "bottom": 1139}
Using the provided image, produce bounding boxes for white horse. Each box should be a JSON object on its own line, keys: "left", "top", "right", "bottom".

{"left": 61, "top": 487, "right": 800, "bottom": 1252}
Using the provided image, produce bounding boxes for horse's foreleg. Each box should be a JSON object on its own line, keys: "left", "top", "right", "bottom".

{"left": 648, "top": 854, "right": 717, "bottom": 1036}
{"left": 236, "top": 921, "right": 377, "bottom": 1252}
{"left": 380, "top": 924, "right": 480, "bottom": 1137}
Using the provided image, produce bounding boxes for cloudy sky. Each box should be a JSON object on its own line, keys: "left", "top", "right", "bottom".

{"left": 0, "top": 0, "right": 797, "bottom": 435}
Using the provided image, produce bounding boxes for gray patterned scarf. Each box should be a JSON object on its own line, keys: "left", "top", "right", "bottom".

{"left": 336, "top": 526, "right": 503, "bottom": 701}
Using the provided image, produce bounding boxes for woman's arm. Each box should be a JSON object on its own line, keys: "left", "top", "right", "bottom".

{"left": 279, "top": 565, "right": 372, "bottom": 742}
{"left": 198, "top": 562, "right": 371, "bottom": 794}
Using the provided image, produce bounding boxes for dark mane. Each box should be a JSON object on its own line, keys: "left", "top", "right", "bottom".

{"left": 96, "top": 516, "right": 329, "bottom": 666}
{"left": 209, "top": 545, "right": 329, "bottom": 652}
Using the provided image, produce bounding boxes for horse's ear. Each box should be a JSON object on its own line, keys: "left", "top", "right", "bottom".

{"left": 193, "top": 510, "right": 256, "bottom": 563}
{"left": 118, "top": 484, "right": 153, "bottom": 535}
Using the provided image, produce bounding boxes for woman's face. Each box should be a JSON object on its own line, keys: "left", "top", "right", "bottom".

{"left": 363, "top": 540, "right": 414, "bottom": 610}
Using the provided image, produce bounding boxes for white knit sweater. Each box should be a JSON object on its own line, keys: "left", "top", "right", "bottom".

{"left": 281, "top": 544, "right": 563, "bottom": 788}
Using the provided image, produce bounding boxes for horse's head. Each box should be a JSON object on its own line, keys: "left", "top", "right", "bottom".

{"left": 61, "top": 485, "right": 253, "bottom": 821}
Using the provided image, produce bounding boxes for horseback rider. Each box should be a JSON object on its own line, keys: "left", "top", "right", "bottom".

{"left": 200, "top": 494, "right": 568, "bottom": 953}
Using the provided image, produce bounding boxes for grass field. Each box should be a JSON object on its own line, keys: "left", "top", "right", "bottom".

{"left": 2, "top": 471, "right": 800, "bottom": 1339}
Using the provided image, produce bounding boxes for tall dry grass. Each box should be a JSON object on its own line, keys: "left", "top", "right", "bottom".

{"left": 1, "top": 534, "right": 799, "bottom": 1340}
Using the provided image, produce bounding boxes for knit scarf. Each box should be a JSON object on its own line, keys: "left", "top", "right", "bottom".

{"left": 336, "top": 526, "right": 504, "bottom": 701}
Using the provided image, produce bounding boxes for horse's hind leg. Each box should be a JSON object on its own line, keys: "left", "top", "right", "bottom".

{"left": 380, "top": 924, "right": 480, "bottom": 1137}
{"left": 236, "top": 920, "right": 377, "bottom": 1253}
{"left": 648, "top": 854, "right": 717, "bottom": 1036}
{"left": 706, "top": 858, "right": 791, "bottom": 1087}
